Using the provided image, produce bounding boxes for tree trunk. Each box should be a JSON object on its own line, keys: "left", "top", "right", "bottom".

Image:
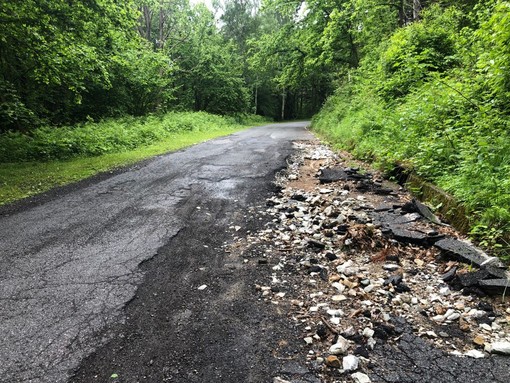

{"left": 137, "top": 5, "right": 152, "bottom": 41}
{"left": 158, "top": 6, "right": 165, "bottom": 49}
{"left": 281, "top": 88, "right": 286, "bottom": 121}
{"left": 398, "top": 0, "right": 406, "bottom": 26}
{"left": 347, "top": 30, "right": 359, "bottom": 68}
{"left": 413, "top": 0, "right": 422, "bottom": 21}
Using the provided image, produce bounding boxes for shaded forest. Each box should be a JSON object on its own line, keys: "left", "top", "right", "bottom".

{"left": 1, "top": 0, "right": 335, "bottom": 131}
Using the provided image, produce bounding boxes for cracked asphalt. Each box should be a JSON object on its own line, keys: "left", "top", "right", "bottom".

{"left": 0, "top": 123, "right": 313, "bottom": 383}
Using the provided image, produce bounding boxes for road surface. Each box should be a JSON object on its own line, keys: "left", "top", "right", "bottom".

{"left": 0, "top": 122, "right": 314, "bottom": 383}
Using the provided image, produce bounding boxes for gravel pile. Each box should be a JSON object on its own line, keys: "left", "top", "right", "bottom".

{"left": 229, "top": 141, "right": 510, "bottom": 383}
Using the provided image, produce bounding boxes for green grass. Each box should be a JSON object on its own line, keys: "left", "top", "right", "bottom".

{"left": 0, "top": 113, "right": 268, "bottom": 205}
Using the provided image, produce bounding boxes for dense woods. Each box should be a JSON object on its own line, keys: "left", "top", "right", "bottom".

{"left": 1, "top": 0, "right": 509, "bottom": 255}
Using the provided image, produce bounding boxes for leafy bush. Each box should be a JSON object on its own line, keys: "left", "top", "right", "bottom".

{"left": 377, "top": 5, "right": 462, "bottom": 100}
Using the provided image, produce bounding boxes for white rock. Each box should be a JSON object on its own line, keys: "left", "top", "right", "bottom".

{"left": 304, "top": 337, "right": 313, "bottom": 345}
{"left": 446, "top": 312, "right": 460, "bottom": 321}
{"left": 363, "top": 328, "right": 375, "bottom": 338}
{"left": 364, "top": 285, "right": 375, "bottom": 293}
{"left": 464, "top": 349, "right": 486, "bottom": 359}
{"left": 382, "top": 264, "right": 400, "bottom": 271}
{"left": 485, "top": 341, "right": 510, "bottom": 355}
{"left": 351, "top": 372, "right": 371, "bottom": 383}
{"left": 343, "top": 267, "right": 360, "bottom": 276}
{"left": 425, "top": 331, "right": 438, "bottom": 338}
{"left": 342, "top": 326, "right": 356, "bottom": 337}
{"left": 480, "top": 323, "right": 492, "bottom": 331}
{"left": 342, "top": 355, "right": 359, "bottom": 371}
{"left": 329, "top": 336, "right": 350, "bottom": 355}
{"left": 337, "top": 260, "right": 354, "bottom": 273}
{"left": 444, "top": 308, "right": 455, "bottom": 318}
{"left": 468, "top": 309, "right": 486, "bottom": 319}
{"left": 327, "top": 309, "right": 344, "bottom": 317}
{"left": 332, "top": 294, "right": 348, "bottom": 302}
{"left": 330, "top": 317, "right": 341, "bottom": 325}
{"left": 367, "top": 337, "right": 376, "bottom": 350}
{"left": 323, "top": 206, "right": 334, "bottom": 216}
{"left": 332, "top": 282, "right": 346, "bottom": 292}
{"left": 197, "top": 284, "right": 207, "bottom": 290}
{"left": 273, "top": 377, "right": 291, "bottom": 383}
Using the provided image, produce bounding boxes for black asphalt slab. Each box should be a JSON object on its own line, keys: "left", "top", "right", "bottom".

{"left": 0, "top": 123, "right": 314, "bottom": 383}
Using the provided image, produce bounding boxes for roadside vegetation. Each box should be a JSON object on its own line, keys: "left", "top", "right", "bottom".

{"left": 312, "top": 1, "right": 510, "bottom": 258}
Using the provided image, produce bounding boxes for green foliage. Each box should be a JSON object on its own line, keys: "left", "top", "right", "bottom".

{"left": 475, "top": 1, "right": 510, "bottom": 111}
{"left": 0, "top": 0, "right": 142, "bottom": 129}
{"left": 377, "top": 5, "right": 462, "bottom": 99}
{"left": 313, "top": 1, "right": 510, "bottom": 256}
{"left": 0, "top": 112, "right": 266, "bottom": 162}
{"left": 162, "top": 3, "right": 251, "bottom": 115}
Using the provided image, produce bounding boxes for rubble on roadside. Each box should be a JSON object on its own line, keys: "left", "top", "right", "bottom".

{"left": 228, "top": 141, "right": 510, "bottom": 382}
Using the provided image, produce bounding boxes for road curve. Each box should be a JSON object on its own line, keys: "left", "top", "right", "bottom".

{"left": 0, "top": 122, "right": 314, "bottom": 383}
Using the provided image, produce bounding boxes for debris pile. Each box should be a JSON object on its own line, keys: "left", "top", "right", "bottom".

{"left": 231, "top": 142, "right": 510, "bottom": 382}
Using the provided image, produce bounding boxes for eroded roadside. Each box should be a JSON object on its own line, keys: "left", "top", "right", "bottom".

{"left": 229, "top": 141, "right": 510, "bottom": 383}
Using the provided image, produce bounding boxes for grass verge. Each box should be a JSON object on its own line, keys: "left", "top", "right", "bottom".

{"left": 0, "top": 122, "right": 253, "bottom": 206}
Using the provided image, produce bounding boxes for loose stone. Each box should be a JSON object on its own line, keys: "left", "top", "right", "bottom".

{"left": 342, "top": 354, "right": 359, "bottom": 371}
{"left": 273, "top": 378, "right": 291, "bottom": 383}
{"left": 351, "top": 372, "right": 372, "bottom": 383}
{"left": 485, "top": 341, "right": 510, "bottom": 355}
{"left": 329, "top": 336, "right": 350, "bottom": 355}
{"left": 325, "top": 355, "right": 341, "bottom": 368}
{"left": 473, "top": 335, "right": 485, "bottom": 346}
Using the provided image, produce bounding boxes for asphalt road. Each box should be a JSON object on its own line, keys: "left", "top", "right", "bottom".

{"left": 0, "top": 122, "right": 315, "bottom": 383}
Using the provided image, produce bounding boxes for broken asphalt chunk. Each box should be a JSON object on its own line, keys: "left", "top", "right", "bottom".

{"left": 435, "top": 238, "right": 495, "bottom": 268}
{"left": 308, "top": 239, "right": 326, "bottom": 250}
{"left": 411, "top": 199, "right": 442, "bottom": 224}
{"left": 318, "top": 168, "right": 349, "bottom": 183}
{"left": 441, "top": 266, "right": 457, "bottom": 282}
{"left": 478, "top": 279, "right": 510, "bottom": 295}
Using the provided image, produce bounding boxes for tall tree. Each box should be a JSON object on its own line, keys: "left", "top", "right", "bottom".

{"left": 0, "top": 0, "right": 151, "bottom": 129}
